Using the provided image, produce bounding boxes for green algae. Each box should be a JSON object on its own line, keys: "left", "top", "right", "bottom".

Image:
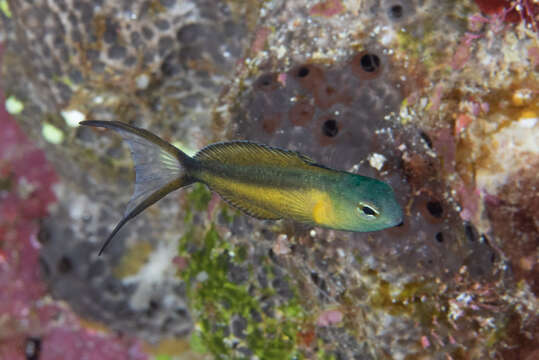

{"left": 5, "top": 95, "right": 24, "bottom": 114}
{"left": 54, "top": 74, "right": 75, "bottom": 89}
{"left": 482, "top": 310, "right": 519, "bottom": 349}
{"left": 317, "top": 350, "right": 335, "bottom": 360}
{"left": 189, "top": 332, "right": 208, "bottom": 354}
{"left": 0, "top": 0, "right": 11, "bottom": 18}
{"left": 42, "top": 122, "right": 65, "bottom": 144}
{"left": 184, "top": 182, "right": 240, "bottom": 225}
{"left": 179, "top": 225, "right": 306, "bottom": 359}
{"left": 184, "top": 183, "right": 212, "bottom": 222}
{"left": 317, "top": 341, "right": 337, "bottom": 360}
{"left": 367, "top": 275, "right": 445, "bottom": 326}
{"left": 219, "top": 205, "right": 238, "bottom": 224}
{"left": 154, "top": 355, "right": 172, "bottom": 360}
{"left": 0, "top": 174, "right": 13, "bottom": 192}
{"left": 395, "top": 19, "right": 446, "bottom": 71}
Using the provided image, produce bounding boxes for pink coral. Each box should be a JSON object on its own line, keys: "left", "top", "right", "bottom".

{"left": 40, "top": 328, "right": 146, "bottom": 360}
{"left": 474, "top": 0, "right": 539, "bottom": 31}
{"left": 316, "top": 309, "right": 343, "bottom": 327}
{"left": 309, "top": 0, "right": 344, "bottom": 17}
{"left": 251, "top": 27, "right": 271, "bottom": 54}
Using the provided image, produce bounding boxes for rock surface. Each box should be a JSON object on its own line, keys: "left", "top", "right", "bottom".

{"left": 1, "top": 0, "right": 537, "bottom": 358}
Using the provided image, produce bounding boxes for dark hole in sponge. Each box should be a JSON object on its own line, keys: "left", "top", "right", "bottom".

{"left": 149, "top": 299, "right": 160, "bottom": 310}
{"left": 360, "top": 54, "right": 381, "bottom": 72}
{"left": 176, "top": 308, "right": 188, "bottom": 317}
{"left": 268, "top": 248, "right": 277, "bottom": 262}
{"left": 322, "top": 119, "right": 338, "bottom": 137}
{"left": 146, "top": 299, "right": 160, "bottom": 316}
{"left": 25, "top": 337, "right": 41, "bottom": 360}
{"left": 161, "top": 53, "right": 181, "bottom": 77}
{"left": 289, "top": 101, "right": 315, "bottom": 126}
{"left": 57, "top": 256, "right": 73, "bottom": 274}
{"left": 426, "top": 201, "right": 443, "bottom": 218}
{"left": 257, "top": 74, "right": 274, "bottom": 87}
{"left": 297, "top": 66, "right": 310, "bottom": 78}
{"left": 435, "top": 232, "right": 444, "bottom": 243}
{"left": 255, "top": 73, "right": 280, "bottom": 91}
{"left": 310, "top": 272, "right": 320, "bottom": 285}
{"left": 464, "top": 223, "right": 476, "bottom": 242}
{"left": 310, "top": 271, "right": 327, "bottom": 292}
{"left": 420, "top": 131, "right": 433, "bottom": 149}
{"left": 37, "top": 225, "right": 50, "bottom": 244}
{"left": 325, "top": 85, "right": 336, "bottom": 96}
{"left": 389, "top": 4, "right": 404, "bottom": 19}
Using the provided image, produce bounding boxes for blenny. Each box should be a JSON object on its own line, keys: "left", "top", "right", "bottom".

{"left": 80, "top": 121, "right": 402, "bottom": 254}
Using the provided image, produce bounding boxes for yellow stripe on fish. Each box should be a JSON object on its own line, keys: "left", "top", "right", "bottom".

{"left": 311, "top": 189, "right": 336, "bottom": 226}
{"left": 205, "top": 173, "right": 338, "bottom": 227}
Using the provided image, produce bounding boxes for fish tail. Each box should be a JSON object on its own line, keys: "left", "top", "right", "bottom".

{"left": 80, "top": 120, "right": 195, "bottom": 255}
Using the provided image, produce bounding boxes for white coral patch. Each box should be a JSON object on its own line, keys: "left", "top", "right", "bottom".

{"left": 476, "top": 117, "right": 538, "bottom": 194}
{"left": 368, "top": 153, "right": 387, "bottom": 171}
{"left": 61, "top": 109, "right": 86, "bottom": 127}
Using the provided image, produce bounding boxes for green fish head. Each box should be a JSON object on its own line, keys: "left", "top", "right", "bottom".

{"left": 335, "top": 174, "right": 403, "bottom": 232}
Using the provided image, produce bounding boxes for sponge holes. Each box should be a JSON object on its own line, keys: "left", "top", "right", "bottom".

{"left": 261, "top": 113, "right": 282, "bottom": 134}
{"left": 360, "top": 54, "right": 381, "bottom": 72}
{"left": 289, "top": 64, "right": 326, "bottom": 90}
{"left": 313, "top": 81, "right": 353, "bottom": 109}
{"left": 322, "top": 119, "right": 339, "bottom": 137}
{"left": 289, "top": 100, "right": 315, "bottom": 126}
{"left": 296, "top": 66, "right": 310, "bottom": 78}
{"left": 57, "top": 255, "right": 73, "bottom": 274}
{"left": 350, "top": 51, "right": 383, "bottom": 79}
{"left": 316, "top": 115, "right": 342, "bottom": 146}
{"left": 417, "top": 196, "right": 445, "bottom": 224}
{"left": 426, "top": 200, "right": 443, "bottom": 218}
{"left": 254, "top": 72, "right": 281, "bottom": 91}
{"left": 388, "top": 4, "right": 404, "bottom": 19}
{"left": 383, "top": 0, "right": 415, "bottom": 22}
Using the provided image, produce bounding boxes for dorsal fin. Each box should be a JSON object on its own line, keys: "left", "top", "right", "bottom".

{"left": 194, "top": 141, "right": 315, "bottom": 167}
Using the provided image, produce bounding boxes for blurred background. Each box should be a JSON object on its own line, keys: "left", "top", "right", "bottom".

{"left": 0, "top": 0, "right": 538, "bottom": 359}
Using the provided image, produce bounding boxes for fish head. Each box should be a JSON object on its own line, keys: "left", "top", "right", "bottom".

{"left": 336, "top": 174, "right": 403, "bottom": 232}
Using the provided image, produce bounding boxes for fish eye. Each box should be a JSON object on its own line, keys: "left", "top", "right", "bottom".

{"left": 358, "top": 202, "right": 379, "bottom": 218}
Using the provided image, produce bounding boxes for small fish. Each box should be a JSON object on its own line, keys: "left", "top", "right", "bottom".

{"left": 80, "top": 121, "right": 403, "bottom": 255}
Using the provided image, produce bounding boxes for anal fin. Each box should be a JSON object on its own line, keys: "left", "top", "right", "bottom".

{"left": 216, "top": 189, "right": 281, "bottom": 220}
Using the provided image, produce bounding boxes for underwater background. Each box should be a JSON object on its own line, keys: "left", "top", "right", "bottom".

{"left": 0, "top": 0, "right": 537, "bottom": 359}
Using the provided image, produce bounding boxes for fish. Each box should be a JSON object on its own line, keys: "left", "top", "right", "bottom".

{"left": 80, "top": 120, "right": 403, "bottom": 255}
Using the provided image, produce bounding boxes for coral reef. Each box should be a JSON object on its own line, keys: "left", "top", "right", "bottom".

{"left": 0, "top": 74, "right": 148, "bottom": 360}
{"left": 1, "top": 0, "right": 538, "bottom": 359}
{"left": 1, "top": 0, "right": 252, "bottom": 346}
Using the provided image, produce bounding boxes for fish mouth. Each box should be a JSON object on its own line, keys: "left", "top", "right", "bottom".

{"left": 386, "top": 204, "right": 404, "bottom": 228}
{"left": 384, "top": 218, "right": 403, "bottom": 230}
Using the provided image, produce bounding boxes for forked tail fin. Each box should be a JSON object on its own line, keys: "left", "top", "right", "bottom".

{"left": 80, "top": 121, "right": 194, "bottom": 255}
